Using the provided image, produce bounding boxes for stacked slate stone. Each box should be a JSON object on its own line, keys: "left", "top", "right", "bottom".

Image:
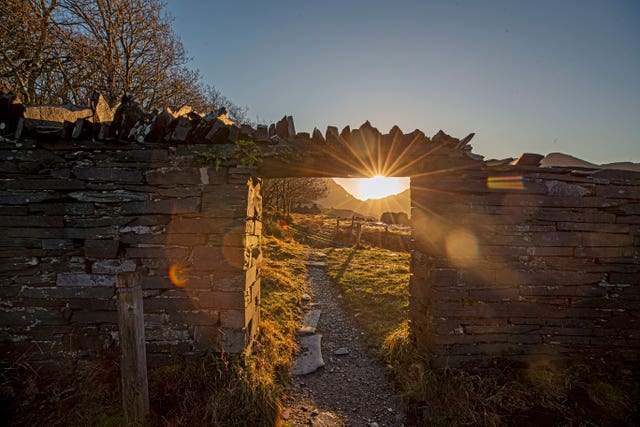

{"left": 1, "top": 93, "right": 639, "bottom": 371}
{"left": 1, "top": 92, "right": 481, "bottom": 179}
{"left": 410, "top": 157, "right": 640, "bottom": 368}
{"left": 0, "top": 93, "right": 474, "bottom": 366}
{"left": 0, "top": 94, "right": 269, "bottom": 366}
{"left": 0, "top": 92, "right": 112, "bottom": 141}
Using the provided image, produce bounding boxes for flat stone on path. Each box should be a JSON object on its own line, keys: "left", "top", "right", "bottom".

{"left": 299, "top": 309, "right": 322, "bottom": 335}
{"left": 292, "top": 334, "right": 325, "bottom": 376}
{"left": 285, "top": 258, "right": 407, "bottom": 425}
{"left": 333, "top": 347, "right": 349, "bottom": 356}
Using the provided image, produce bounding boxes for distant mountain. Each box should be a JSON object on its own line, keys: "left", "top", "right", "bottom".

{"left": 541, "top": 152, "right": 640, "bottom": 172}
{"left": 317, "top": 179, "right": 410, "bottom": 219}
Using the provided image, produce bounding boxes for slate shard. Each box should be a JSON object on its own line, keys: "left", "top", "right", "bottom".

{"left": 312, "top": 127, "right": 325, "bottom": 144}
{"left": 325, "top": 126, "right": 340, "bottom": 144}
{"left": 90, "top": 91, "right": 114, "bottom": 124}
{"left": 292, "top": 334, "right": 325, "bottom": 375}
{"left": 340, "top": 125, "right": 351, "bottom": 142}
{"left": 513, "top": 153, "right": 544, "bottom": 167}
{"left": 111, "top": 96, "right": 146, "bottom": 140}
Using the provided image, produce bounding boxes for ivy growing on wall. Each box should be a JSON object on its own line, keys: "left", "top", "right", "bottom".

{"left": 195, "top": 139, "right": 264, "bottom": 171}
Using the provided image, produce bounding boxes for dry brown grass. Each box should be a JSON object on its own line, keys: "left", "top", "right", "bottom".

{"left": 325, "top": 245, "right": 640, "bottom": 426}
{"left": 1, "top": 235, "right": 308, "bottom": 427}
{"left": 1, "top": 354, "right": 123, "bottom": 426}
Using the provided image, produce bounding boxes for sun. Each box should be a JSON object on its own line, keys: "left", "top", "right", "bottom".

{"left": 334, "top": 175, "right": 409, "bottom": 201}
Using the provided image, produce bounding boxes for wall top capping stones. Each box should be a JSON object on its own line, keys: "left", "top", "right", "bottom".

{"left": 4, "top": 92, "right": 638, "bottom": 180}
{"left": 1, "top": 91, "right": 485, "bottom": 178}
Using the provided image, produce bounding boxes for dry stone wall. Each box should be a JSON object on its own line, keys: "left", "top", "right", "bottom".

{"left": 1, "top": 91, "right": 639, "bottom": 371}
{"left": 411, "top": 163, "right": 640, "bottom": 368}
{"left": 0, "top": 138, "right": 262, "bottom": 367}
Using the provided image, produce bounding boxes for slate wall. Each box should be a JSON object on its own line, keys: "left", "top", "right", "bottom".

{"left": 2, "top": 94, "right": 638, "bottom": 371}
{"left": 410, "top": 164, "right": 640, "bottom": 368}
{"left": 0, "top": 139, "right": 262, "bottom": 367}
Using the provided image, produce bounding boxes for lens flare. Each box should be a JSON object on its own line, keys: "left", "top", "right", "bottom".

{"left": 222, "top": 227, "right": 249, "bottom": 269}
{"left": 168, "top": 264, "right": 189, "bottom": 287}
{"left": 277, "top": 218, "right": 288, "bottom": 230}
{"left": 445, "top": 229, "right": 479, "bottom": 267}
{"left": 334, "top": 175, "right": 409, "bottom": 200}
{"left": 486, "top": 176, "right": 524, "bottom": 190}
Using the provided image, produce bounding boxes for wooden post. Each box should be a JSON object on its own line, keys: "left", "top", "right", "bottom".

{"left": 116, "top": 271, "right": 149, "bottom": 425}
{"left": 384, "top": 225, "right": 389, "bottom": 246}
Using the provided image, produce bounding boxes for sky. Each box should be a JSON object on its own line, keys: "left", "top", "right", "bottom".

{"left": 166, "top": 0, "right": 640, "bottom": 166}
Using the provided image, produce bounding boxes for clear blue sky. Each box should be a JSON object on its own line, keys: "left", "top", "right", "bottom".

{"left": 167, "top": 0, "right": 639, "bottom": 164}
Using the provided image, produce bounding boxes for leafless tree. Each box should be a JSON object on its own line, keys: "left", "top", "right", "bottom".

{"left": 1, "top": 0, "right": 249, "bottom": 117}
{"left": 263, "top": 178, "right": 328, "bottom": 216}
{"left": 0, "top": 0, "right": 65, "bottom": 103}
{"left": 58, "top": 0, "right": 194, "bottom": 108}
{"left": 200, "top": 84, "right": 250, "bottom": 124}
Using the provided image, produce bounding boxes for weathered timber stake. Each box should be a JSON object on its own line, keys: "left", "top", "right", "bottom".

{"left": 116, "top": 271, "right": 149, "bottom": 425}
{"left": 355, "top": 220, "right": 363, "bottom": 244}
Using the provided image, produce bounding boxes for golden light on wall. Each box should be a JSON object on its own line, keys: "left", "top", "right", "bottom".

{"left": 445, "top": 229, "right": 479, "bottom": 267}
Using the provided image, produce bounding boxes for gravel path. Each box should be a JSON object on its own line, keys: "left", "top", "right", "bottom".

{"left": 282, "top": 252, "right": 407, "bottom": 426}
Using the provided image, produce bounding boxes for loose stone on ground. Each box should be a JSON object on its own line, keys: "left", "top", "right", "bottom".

{"left": 285, "top": 252, "right": 407, "bottom": 426}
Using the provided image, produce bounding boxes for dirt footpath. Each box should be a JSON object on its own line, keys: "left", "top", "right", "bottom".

{"left": 282, "top": 253, "right": 407, "bottom": 427}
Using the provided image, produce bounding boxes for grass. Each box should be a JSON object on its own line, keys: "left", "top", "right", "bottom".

{"left": 1, "top": 354, "right": 124, "bottom": 426}
{"left": 324, "top": 245, "right": 410, "bottom": 350}
{"left": 1, "top": 235, "right": 308, "bottom": 426}
{"left": 324, "top": 244, "right": 640, "bottom": 426}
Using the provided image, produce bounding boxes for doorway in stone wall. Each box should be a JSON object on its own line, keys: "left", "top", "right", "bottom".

{"left": 303, "top": 175, "right": 412, "bottom": 349}
{"left": 258, "top": 175, "right": 412, "bottom": 424}
{"left": 248, "top": 122, "right": 479, "bottom": 423}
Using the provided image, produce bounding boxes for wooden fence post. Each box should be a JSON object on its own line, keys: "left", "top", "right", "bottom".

{"left": 355, "top": 219, "right": 363, "bottom": 244}
{"left": 116, "top": 271, "right": 149, "bottom": 425}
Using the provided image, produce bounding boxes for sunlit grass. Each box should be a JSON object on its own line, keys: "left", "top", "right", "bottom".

{"left": 324, "top": 245, "right": 410, "bottom": 350}
{"left": 1, "top": 235, "right": 308, "bottom": 427}
{"left": 149, "top": 235, "right": 308, "bottom": 426}
{"left": 322, "top": 244, "right": 640, "bottom": 426}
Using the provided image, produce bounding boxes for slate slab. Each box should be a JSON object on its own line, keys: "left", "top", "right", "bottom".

{"left": 306, "top": 261, "right": 326, "bottom": 267}
{"left": 299, "top": 309, "right": 322, "bottom": 335}
{"left": 292, "top": 334, "right": 325, "bottom": 376}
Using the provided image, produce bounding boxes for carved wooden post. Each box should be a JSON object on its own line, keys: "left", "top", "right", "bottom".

{"left": 116, "top": 271, "right": 149, "bottom": 425}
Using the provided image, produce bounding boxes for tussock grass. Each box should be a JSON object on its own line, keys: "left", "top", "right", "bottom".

{"left": 1, "top": 235, "right": 307, "bottom": 426}
{"left": 1, "top": 355, "right": 123, "bottom": 427}
{"left": 146, "top": 235, "right": 307, "bottom": 426}
{"left": 325, "top": 244, "right": 640, "bottom": 426}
